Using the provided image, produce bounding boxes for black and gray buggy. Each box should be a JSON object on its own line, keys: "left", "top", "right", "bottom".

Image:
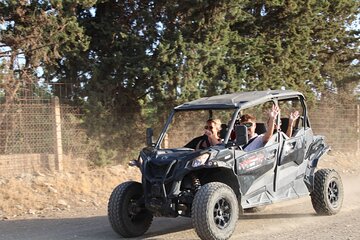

{"left": 107, "top": 90, "right": 343, "bottom": 240}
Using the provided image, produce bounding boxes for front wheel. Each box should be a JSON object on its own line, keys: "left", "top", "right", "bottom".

{"left": 108, "top": 181, "right": 153, "bottom": 237}
{"left": 310, "top": 169, "right": 344, "bottom": 215}
{"left": 192, "top": 182, "right": 239, "bottom": 240}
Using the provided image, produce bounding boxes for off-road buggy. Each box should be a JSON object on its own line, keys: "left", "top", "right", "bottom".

{"left": 108, "top": 90, "right": 343, "bottom": 240}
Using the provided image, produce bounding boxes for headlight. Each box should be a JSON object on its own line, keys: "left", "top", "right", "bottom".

{"left": 192, "top": 153, "right": 210, "bottom": 167}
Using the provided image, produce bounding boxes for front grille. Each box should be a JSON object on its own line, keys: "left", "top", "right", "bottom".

{"left": 146, "top": 160, "right": 177, "bottom": 180}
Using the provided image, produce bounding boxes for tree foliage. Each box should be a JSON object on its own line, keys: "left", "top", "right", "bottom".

{"left": 1, "top": 0, "right": 359, "bottom": 163}
{"left": 0, "top": 0, "right": 94, "bottom": 102}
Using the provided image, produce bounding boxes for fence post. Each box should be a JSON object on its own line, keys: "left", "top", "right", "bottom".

{"left": 53, "top": 97, "right": 63, "bottom": 171}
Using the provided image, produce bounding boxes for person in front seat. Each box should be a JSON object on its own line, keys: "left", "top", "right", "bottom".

{"left": 195, "top": 118, "right": 222, "bottom": 150}
{"left": 240, "top": 105, "right": 279, "bottom": 151}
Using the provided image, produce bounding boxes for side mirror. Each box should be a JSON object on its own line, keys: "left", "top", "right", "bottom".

{"left": 235, "top": 125, "right": 248, "bottom": 146}
{"left": 128, "top": 159, "right": 140, "bottom": 168}
{"left": 146, "top": 128, "right": 154, "bottom": 147}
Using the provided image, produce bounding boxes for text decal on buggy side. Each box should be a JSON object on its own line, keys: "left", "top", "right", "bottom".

{"left": 239, "top": 152, "right": 275, "bottom": 172}
{"left": 237, "top": 145, "right": 277, "bottom": 175}
{"left": 239, "top": 152, "right": 267, "bottom": 171}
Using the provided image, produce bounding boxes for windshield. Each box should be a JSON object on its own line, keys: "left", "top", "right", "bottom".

{"left": 156, "top": 109, "right": 236, "bottom": 149}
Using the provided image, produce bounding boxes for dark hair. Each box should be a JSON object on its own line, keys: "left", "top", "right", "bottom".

{"left": 240, "top": 114, "right": 256, "bottom": 123}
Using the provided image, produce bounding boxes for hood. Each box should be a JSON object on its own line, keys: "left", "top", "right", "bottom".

{"left": 143, "top": 148, "right": 200, "bottom": 165}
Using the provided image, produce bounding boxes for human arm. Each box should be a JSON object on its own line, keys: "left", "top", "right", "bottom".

{"left": 263, "top": 104, "right": 280, "bottom": 143}
{"left": 286, "top": 110, "right": 300, "bottom": 137}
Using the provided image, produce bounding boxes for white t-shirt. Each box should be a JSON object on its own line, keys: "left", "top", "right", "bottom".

{"left": 243, "top": 134, "right": 265, "bottom": 152}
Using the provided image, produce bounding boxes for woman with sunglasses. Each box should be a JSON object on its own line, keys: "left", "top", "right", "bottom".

{"left": 196, "top": 118, "right": 222, "bottom": 150}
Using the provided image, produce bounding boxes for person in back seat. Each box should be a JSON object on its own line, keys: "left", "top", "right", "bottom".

{"left": 274, "top": 110, "right": 300, "bottom": 138}
{"left": 285, "top": 111, "right": 300, "bottom": 137}
{"left": 240, "top": 104, "right": 279, "bottom": 151}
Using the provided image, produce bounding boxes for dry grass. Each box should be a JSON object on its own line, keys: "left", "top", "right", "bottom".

{"left": 319, "top": 151, "right": 360, "bottom": 175}
{"left": 0, "top": 165, "right": 141, "bottom": 219}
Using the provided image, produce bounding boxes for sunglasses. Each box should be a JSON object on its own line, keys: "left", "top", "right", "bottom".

{"left": 204, "top": 126, "right": 213, "bottom": 130}
{"left": 241, "top": 122, "right": 253, "bottom": 128}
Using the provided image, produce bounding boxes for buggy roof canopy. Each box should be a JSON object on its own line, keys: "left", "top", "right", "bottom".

{"left": 174, "top": 90, "right": 304, "bottom": 110}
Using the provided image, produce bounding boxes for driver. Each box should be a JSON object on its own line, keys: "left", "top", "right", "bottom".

{"left": 196, "top": 118, "right": 222, "bottom": 150}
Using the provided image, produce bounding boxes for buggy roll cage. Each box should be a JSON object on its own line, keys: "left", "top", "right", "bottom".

{"left": 154, "top": 90, "right": 306, "bottom": 149}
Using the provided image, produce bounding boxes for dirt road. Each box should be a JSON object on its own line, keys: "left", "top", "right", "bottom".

{"left": 1, "top": 175, "right": 359, "bottom": 240}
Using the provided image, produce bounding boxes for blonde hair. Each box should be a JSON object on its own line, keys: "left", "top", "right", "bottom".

{"left": 207, "top": 118, "right": 222, "bottom": 131}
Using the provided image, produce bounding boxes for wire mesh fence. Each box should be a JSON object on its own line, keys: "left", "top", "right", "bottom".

{"left": 0, "top": 99, "right": 89, "bottom": 176}
{"left": 0, "top": 103, "right": 55, "bottom": 154}
{"left": 309, "top": 104, "right": 360, "bottom": 153}
{"left": 0, "top": 96, "right": 358, "bottom": 177}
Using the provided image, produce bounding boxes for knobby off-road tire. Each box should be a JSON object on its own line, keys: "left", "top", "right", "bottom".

{"left": 192, "top": 182, "right": 239, "bottom": 240}
{"left": 108, "top": 181, "right": 153, "bottom": 238}
{"left": 311, "top": 169, "right": 344, "bottom": 215}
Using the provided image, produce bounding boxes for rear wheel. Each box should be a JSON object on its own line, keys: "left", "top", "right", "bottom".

{"left": 311, "top": 169, "right": 343, "bottom": 215}
{"left": 192, "top": 182, "right": 239, "bottom": 240}
{"left": 108, "top": 181, "right": 153, "bottom": 237}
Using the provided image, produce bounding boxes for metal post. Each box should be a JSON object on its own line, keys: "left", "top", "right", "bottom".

{"left": 53, "top": 97, "right": 63, "bottom": 171}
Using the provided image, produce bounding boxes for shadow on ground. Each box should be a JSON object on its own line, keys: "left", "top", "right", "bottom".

{"left": 0, "top": 215, "right": 193, "bottom": 240}
{"left": 0, "top": 211, "right": 321, "bottom": 240}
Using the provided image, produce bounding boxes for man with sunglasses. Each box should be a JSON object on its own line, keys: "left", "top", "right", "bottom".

{"left": 240, "top": 104, "right": 280, "bottom": 151}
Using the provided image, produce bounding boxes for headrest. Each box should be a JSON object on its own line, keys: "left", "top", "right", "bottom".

{"left": 220, "top": 124, "right": 228, "bottom": 139}
{"left": 255, "top": 123, "right": 267, "bottom": 135}
{"left": 280, "top": 118, "right": 289, "bottom": 134}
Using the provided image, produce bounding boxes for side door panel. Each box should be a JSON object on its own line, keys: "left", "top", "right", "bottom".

{"left": 279, "top": 135, "right": 305, "bottom": 166}
{"left": 235, "top": 143, "right": 278, "bottom": 196}
{"left": 274, "top": 132, "right": 307, "bottom": 192}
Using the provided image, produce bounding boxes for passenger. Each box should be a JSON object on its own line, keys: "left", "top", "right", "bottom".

{"left": 286, "top": 110, "right": 300, "bottom": 137}
{"left": 272, "top": 110, "right": 300, "bottom": 138}
{"left": 196, "top": 118, "right": 222, "bottom": 150}
{"left": 240, "top": 105, "right": 279, "bottom": 151}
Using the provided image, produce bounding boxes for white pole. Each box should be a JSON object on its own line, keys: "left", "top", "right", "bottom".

{"left": 53, "top": 97, "right": 63, "bottom": 171}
